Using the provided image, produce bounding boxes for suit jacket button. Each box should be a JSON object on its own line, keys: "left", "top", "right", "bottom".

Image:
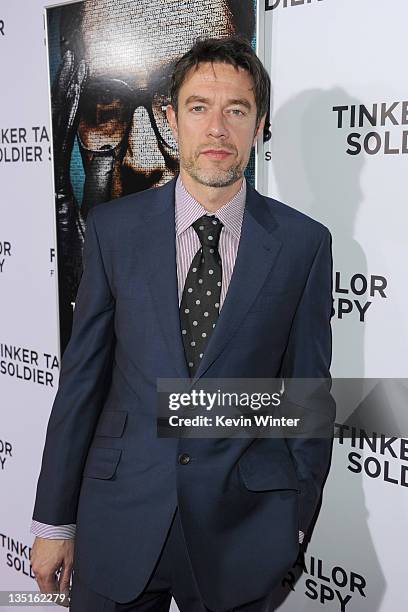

{"left": 178, "top": 453, "right": 191, "bottom": 465}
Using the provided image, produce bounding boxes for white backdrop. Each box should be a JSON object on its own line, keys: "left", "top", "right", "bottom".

{"left": 1, "top": 1, "right": 62, "bottom": 610}
{"left": 258, "top": 1, "right": 408, "bottom": 611}
{"left": 0, "top": 1, "right": 407, "bottom": 611}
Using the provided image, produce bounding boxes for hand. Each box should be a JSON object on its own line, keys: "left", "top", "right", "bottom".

{"left": 52, "top": 49, "right": 87, "bottom": 249}
{"left": 52, "top": 49, "right": 87, "bottom": 197}
{"left": 51, "top": 50, "right": 88, "bottom": 315}
{"left": 30, "top": 536, "right": 74, "bottom": 608}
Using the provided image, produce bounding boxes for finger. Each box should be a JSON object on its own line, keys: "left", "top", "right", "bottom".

{"left": 75, "top": 59, "right": 88, "bottom": 90}
{"left": 36, "top": 572, "right": 59, "bottom": 594}
{"left": 58, "top": 60, "right": 87, "bottom": 171}
{"left": 66, "top": 60, "right": 88, "bottom": 128}
{"left": 51, "top": 54, "right": 88, "bottom": 193}
{"left": 52, "top": 49, "right": 74, "bottom": 103}
{"left": 58, "top": 560, "right": 72, "bottom": 594}
{"left": 64, "top": 59, "right": 87, "bottom": 114}
{"left": 35, "top": 571, "right": 69, "bottom": 607}
{"left": 66, "top": 82, "right": 81, "bottom": 130}
{"left": 57, "top": 594, "right": 70, "bottom": 608}
{"left": 59, "top": 82, "right": 81, "bottom": 167}
{"left": 57, "top": 567, "right": 72, "bottom": 608}
{"left": 51, "top": 52, "right": 75, "bottom": 152}
{"left": 65, "top": 60, "right": 88, "bottom": 135}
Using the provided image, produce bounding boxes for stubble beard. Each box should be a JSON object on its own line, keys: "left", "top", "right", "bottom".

{"left": 181, "top": 150, "right": 245, "bottom": 188}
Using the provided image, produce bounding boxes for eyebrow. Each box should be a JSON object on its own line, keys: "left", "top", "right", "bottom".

{"left": 184, "top": 95, "right": 252, "bottom": 111}
{"left": 227, "top": 98, "right": 252, "bottom": 111}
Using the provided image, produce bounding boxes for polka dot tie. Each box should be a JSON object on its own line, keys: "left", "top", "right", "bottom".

{"left": 180, "top": 215, "right": 224, "bottom": 377}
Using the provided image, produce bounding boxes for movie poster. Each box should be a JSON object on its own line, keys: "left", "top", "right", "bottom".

{"left": 45, "top": 0, "right": 257, "bottom": 352}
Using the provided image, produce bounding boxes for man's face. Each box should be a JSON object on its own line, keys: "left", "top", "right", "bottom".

{"left": 166, "top": 62, "right": 264, "bottom": 189}
{"left": 76, "top": 0, "right": 235, "bottom": 195}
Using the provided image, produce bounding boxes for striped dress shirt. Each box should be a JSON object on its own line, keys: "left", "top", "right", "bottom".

{"left": 175, "top": 175, "right": 246, "bottom": 308}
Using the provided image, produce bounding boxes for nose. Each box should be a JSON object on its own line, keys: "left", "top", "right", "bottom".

{"left": 122, "top": 106, "right": 168, "bottom": 184}
{"left": 207, "top": 108, "right": 229, "bottom": 140}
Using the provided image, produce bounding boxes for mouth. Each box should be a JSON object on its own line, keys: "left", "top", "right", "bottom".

{"left": 199, "top": 149, "right": 234, "bottom": 160}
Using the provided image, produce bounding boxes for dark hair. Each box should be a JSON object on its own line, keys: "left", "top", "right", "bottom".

{"left": 170, "top": 36, "right": 270, "bottom": 123}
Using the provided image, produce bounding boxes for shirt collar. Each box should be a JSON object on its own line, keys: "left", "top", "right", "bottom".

{"left": 175, "top": 175, "right": 246, "bottom": 242}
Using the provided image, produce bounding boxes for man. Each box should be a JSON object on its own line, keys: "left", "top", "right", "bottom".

{"left": 47, "top": 0, "right": 256, "bottom": 351}
{"left": 31, "top": 37, "right": 335, "bottom": 612}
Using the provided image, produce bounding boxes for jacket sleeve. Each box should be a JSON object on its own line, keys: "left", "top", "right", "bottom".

{"left": 280, "top": 227, "right": 335, "bottom": 538}
{"left": 32, "top": 207, "right": 115, "bottom": 525}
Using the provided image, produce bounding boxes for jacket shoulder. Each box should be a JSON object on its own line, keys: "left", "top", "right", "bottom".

{"left": 89, "top": 183, "right": 167, "bottom": 226}
{"left": 262, "top": 193, "right": 330, "bottom": 240}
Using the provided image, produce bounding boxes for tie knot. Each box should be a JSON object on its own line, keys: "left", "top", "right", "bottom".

{"left": 192, "top": 215, "right": 223, "bottom": 248}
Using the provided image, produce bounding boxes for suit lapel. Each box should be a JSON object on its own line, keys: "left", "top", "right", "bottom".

{"left": 139, "top": 178, "right": 190, "bottom": 380}
{"left": 192, "top": 183, "right": 282, "bottom": 383}
{"left": 138, "top": 178, "right": 282, "bottom": 383}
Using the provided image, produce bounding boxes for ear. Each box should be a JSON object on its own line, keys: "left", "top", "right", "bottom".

{"left": 166, "top": 105, "right": 178, "bottom": 142}
{"left": 253, "top": 114, "right": 266, "bottom": 146}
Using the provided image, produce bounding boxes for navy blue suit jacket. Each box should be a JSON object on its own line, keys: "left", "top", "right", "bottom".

{"left": 33, "top": 177, "right": 335, "bottom": 610}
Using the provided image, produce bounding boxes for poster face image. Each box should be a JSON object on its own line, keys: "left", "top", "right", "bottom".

{"left": 46, "top": 0, "right": 257, "bottom": 352}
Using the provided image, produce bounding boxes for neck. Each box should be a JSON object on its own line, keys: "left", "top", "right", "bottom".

{"left": 179, "top": 169, "right": 243, "bottom": 212}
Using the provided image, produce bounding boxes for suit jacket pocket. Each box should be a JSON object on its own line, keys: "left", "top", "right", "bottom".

{"left": 95, "top": 410, "right": 128, "bottom": 438}
{"left": 238, "top": 451, "right": 300, "bottom": 492}
{"left": 83, "top": 447, "right": 122, "bottom": 479}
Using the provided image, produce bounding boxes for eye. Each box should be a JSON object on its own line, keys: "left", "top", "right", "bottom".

{"left": 228, "top": 108, "right": 245, "bottom": 116}
{"left": 191, "top": 105, "right": 205, "bottom": 112}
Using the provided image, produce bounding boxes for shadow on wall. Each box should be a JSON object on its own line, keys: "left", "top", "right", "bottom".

{"left": 265, "top": 90, "right": 386, "bottom": 611}
{"left": 269, "top": 87, "right": 368, "bottom": 379}
{"left": 269, "top": 437, "right": 386, "bottom": 612}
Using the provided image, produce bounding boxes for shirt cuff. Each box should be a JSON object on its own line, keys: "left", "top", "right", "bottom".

{"left": 31, "top": 520, "right": 76, "bottom": 539}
